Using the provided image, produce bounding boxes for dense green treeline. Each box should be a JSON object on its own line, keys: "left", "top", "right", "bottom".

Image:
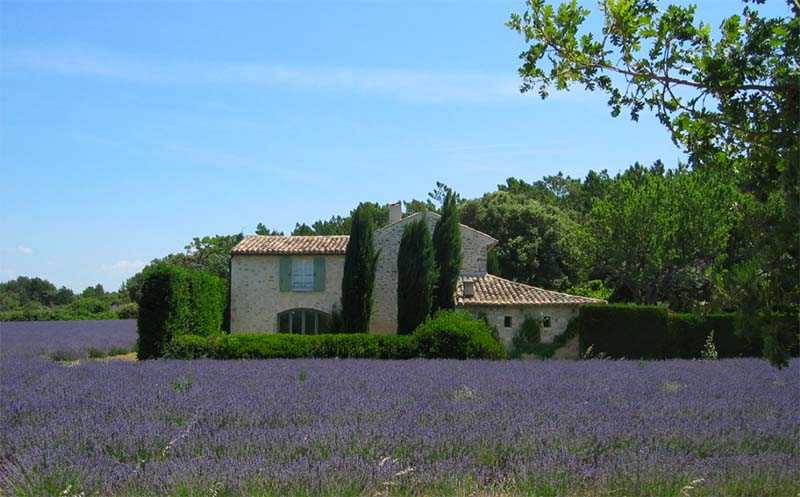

{"left": 1, "top": 162, "right": 788, "bottom": 324}
{"left": 0, "top": 276, "right": 137, "bottom": 321}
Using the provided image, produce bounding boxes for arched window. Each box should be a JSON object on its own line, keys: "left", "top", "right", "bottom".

{"left": 277, "top": 308, "right": 330, "bottom": 334}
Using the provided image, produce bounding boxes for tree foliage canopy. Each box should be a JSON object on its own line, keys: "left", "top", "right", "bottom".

{"left": 588, "top": 165, "right": 744, "bottom": 310}
{"left": 509, "top": 0, "right": 798, "bottom": 365}
{"left": 461, "top": 190, "right": 585, "bottom": 290}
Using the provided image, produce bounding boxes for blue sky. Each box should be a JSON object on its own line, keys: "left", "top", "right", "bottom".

{"left": 1, "top": 0, "right": 787, "bottom": 291}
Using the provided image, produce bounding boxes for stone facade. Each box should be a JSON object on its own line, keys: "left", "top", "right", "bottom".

{"left": 370, "top": 211, "right": 496, "bottom": 334}
{"left": 230, "top": 209, "right": 597, "bottom": 347}
{"left": 230, "top": 254, "right": 345, "bottom": 332}
{"left": 463, "top": 304, "right": 580, "bottom": 347}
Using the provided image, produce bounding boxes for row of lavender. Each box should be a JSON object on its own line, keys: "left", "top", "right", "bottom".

{"left": 0, "top": 320, "right": 138, "bottom": 360}
{"left": 1, "top": 321, "right": 798, "bottom": 496}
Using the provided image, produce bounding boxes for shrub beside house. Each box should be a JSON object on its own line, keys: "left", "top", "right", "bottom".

{"left": 137, "top": 264, "right": 226, "bottom": 359}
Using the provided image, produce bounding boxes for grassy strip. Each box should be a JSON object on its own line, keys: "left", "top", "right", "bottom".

{"left": 7, "top": 474, "right": 798, "bottom": 497}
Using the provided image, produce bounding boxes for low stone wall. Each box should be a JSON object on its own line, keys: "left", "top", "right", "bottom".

{"left": 462, "top": 304, "right": 581, "bottom": 347}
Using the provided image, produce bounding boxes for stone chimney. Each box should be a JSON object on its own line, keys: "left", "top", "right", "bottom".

{"left": 388, "top": 201, "right": 402, "bottom": 224}
{"left": 462, "top": 280, "right": 475, "bottom": 298}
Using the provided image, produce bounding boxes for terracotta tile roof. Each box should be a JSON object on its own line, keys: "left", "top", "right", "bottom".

{"left": 232, "top": 235, "right": 349, "bottom": 255}
{"left": 456, "top": 274, "right": 603, "bottom": 306}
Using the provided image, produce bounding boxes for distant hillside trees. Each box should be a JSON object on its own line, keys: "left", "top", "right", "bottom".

{"left": 0, "top": 276, "right": 132, "bottom": 321}
{"left": 0, "top": 276, "right": 74, "bottom": 310}
{"left": 292, "top": 202, "right": 390, "bottom": 236}
{"left": 255, "top": 223, "right": 284, "bottom": 236}
{"left": 397, "top": 217, "right": 435, "bottom": 334}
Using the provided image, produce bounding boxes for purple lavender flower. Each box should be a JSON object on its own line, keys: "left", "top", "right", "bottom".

{"left": 1, "top": 321, "right": 797, "bottom": 496}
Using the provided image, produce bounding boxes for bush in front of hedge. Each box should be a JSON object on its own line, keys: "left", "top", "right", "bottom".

{"left": 165, "top": 333, "right": 419, "bottom": 360}
{"left": 413, "top": 310, "right": 506, "bottom": 360}
{"left": 137, "top": 264, "right": 226, "bottom": 360}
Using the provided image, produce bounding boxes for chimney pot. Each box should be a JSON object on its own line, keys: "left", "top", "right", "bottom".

{"left": 463, "top": 280, "right": 475, "bottom": 298}
{"left": 389, "top": 201, "right": 402, "bottom": 224}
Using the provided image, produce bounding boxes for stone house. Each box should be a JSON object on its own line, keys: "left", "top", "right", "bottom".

{"left": 230, "top": 203, "right": 600, "bottom": 346}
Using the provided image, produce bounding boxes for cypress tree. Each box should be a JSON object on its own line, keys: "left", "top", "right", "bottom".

{"left": 432, "top": 190, "right": 462, "bottom": 311}
{"left": 397, "top": 216, "right": 435, "bottom": 334}
{"left": 341, "top": 204, "right": 378, "bottom": 332}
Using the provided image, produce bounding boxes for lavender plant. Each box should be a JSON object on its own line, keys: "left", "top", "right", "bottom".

{"left": 0, "top": 321, "right": 798, "bottom": 496}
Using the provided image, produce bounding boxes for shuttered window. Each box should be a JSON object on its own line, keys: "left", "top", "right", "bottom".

{"left": 291, "top": 259, "right": 314, "bottom": 292}
{"left": 280, "top": 257, "right": 326, "bottom": 292}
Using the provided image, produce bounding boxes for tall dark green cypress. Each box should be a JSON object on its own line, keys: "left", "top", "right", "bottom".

{"left": 397, "top": 216, "right": 435, "bottom": 334}
{"left": 432, "top": 190, "right": 462, "bottom": 311}
{"left": 341, "top": 204, "right": 378, "bottom": 332}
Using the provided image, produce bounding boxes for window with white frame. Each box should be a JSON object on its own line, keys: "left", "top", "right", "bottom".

{"left": 291, "top": 259, "right": 314, "bottom": 292}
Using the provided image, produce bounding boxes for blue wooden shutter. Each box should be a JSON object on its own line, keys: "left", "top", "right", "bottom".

{"left": 279, "top": 257, "right": 292, "bottom": 292}
{"left": 313, "top": 257, "right": 326, "bottom": 291}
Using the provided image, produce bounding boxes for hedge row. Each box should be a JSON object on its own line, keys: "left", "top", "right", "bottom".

{"left": 579, "top": 305, "right": 669, "bottom": 359}
{"left": 166, "top": 310, "right": 506, "bottom": 360}
{"left": 166, "top": 333, "right": 419, "bottom": 360}
{"left": 578, "top": 304, "right": 798, "bottom": 359}
{"left": 666, "top": 313, "right": 760, "bottom": 358}
{"left": 137, "top": 264, "right": 226, "bottom": 359}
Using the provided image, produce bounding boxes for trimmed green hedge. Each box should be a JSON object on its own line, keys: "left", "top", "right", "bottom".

{"left": 166, "top": 333, "right": 419, "bottom": 360}
{"left": 578, "top": 304, "right": 797, "bottom": 359}
{"left": 666, "top": 313, "right": 761, "bottom": 358}
{"left": 137, "top": 264, "right": 226, "bottom": 360}
{"left": 166, "top": 311, "right": 506, "bottom": 360}
{"left": 579, "top": 304, "right": 669, "bottom": 359}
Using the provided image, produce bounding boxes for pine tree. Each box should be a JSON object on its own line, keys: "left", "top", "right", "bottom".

{"left": 432, "top": 189, "right": 462, "bottom": 311}
{"left": 397, "top": 217, "right": 435, "bottom": 334}
{"left": 340, "top": 204, "right": 378, "bottom": 332}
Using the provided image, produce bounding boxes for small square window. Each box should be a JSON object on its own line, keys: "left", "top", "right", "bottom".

{"left": 542, "top": 316, "right": 552, "bottom": 328}
{"left": 504, "top": 316, "right": 512, "bottom": 328}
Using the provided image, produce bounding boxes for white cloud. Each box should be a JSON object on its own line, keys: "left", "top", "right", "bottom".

{"left": 3, "top": 45, "right": 525, "bottom": 103}
{"left": 102, "top": 259, "right": 146, "bottom": 274}
{"left": 17, "top": 245, "right": 33, "bottom": 255}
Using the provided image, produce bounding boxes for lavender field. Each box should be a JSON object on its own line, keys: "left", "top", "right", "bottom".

{"left": 0, "top": 321, "right": 798, "bottom": 497}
